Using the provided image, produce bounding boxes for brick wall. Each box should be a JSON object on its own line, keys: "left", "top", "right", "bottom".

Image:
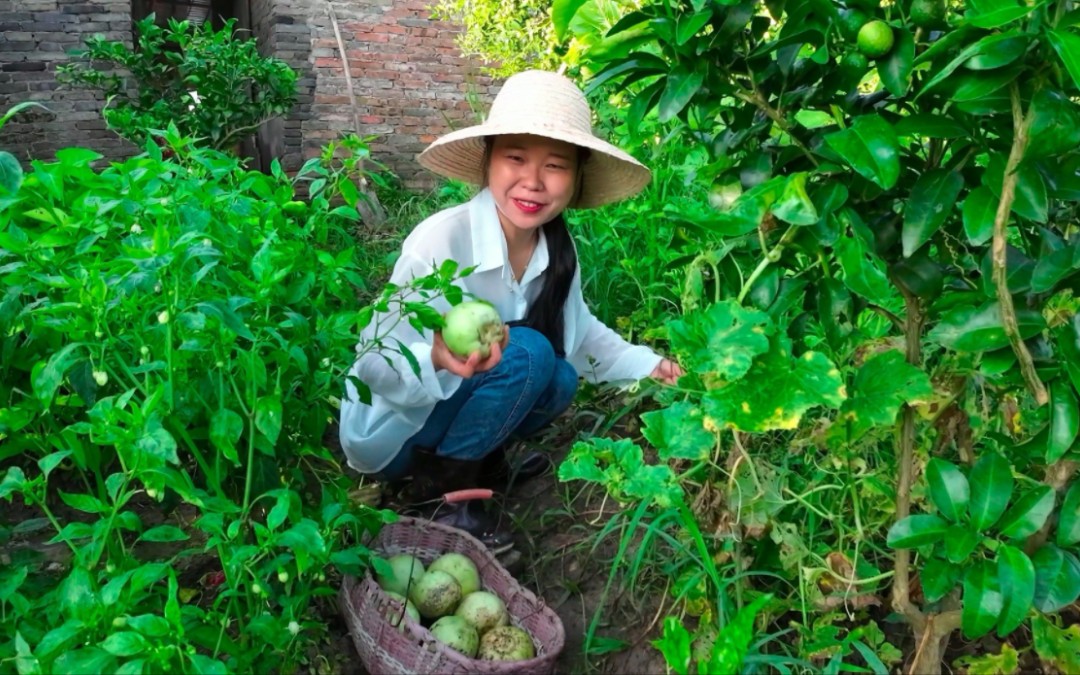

{"left": 0, "top": 0, "right": 497, "bottom": 191}
{"left": 0, "top": 0, "right": 137, "bottom": 163}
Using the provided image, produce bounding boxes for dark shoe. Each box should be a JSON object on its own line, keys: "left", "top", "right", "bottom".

{"left": 403, "top": 447, "right": 514, "bottom": 553}
{"left": 480, "top": 447, "right": 553, "bottom": 492}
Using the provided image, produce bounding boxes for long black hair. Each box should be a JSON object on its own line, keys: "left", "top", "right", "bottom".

{"left": 482, "top": 137, "right": 589, "bottom": 356}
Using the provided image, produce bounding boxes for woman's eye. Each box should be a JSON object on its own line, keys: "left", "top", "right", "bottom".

{"left": 547, "top": 163, "right": 567, "bottom": 170}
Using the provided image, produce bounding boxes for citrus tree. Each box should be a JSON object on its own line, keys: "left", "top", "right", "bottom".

{"left": 555, "top": 0, "right": 1080, "bottom": 670}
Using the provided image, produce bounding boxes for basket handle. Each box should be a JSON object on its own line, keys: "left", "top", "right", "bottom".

{"left": 443, "top": 488, "right": 493, "bottom": 503}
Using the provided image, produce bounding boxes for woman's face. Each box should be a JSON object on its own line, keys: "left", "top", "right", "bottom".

{"left": 487, "top": 134, "right": 579, "bottom": 235}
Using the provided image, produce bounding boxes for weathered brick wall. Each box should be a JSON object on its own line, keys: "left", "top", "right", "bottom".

{"left": 0, "top": 0, "right": 137, "bottom": 163}
{"left": 270, "top": 0, "right": 497, "bottom": 189}
{"left": 0, "top": 0, "right": 496, "bottom": 190}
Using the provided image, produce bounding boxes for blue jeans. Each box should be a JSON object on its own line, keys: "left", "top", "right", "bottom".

{"left": 378, "top": 326, "right": 578, "bottom": 481}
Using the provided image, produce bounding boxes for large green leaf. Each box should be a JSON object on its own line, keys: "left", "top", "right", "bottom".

{"left": 254, "top": 394, "right": 282, "bottom": 447}
{"left": 772, "top": 172, "right": 818, "bottom": 225}
{"left": 658, "top": 66, "right": 704, "bottom": 123}
{"left": 945, "top": 524, "right": 980, "bottom": 563}
{"left": 965, "top": 34, "right": 1029, "bottom": 69}
{"left": 962, "top": 560, "right": 1004, "bottom": 639}
{"left": 1048, "top": 379, "right": 1079, "bottom": 463}
{"left": 667, "top": 301, "right": 773, "bottom": 385}
{"left": 966, "top": 0, "right": 1037, "bottom": 28}
{"left": 922, "top": 557, "right": 963, "bottom": 603}
{"left": 997, "top": 545, "right": 1035, "bottom": 637}
{"left": 702, "top": 336, "right": 845, "bottom": 433}
{"left": 0, "top": 152, "right": 22, "bottom": 195}
{"left": 894, "top": 114, "right": 968, "bottom": 139}
{"left": 969, "top": 452, "right": 1014, "bottom": 532}
{"left": 824, "top": 115, "right": 900, "bottom": 190}
{"left": 836, "top": 350, "right": 932, "bottom": 442}
{"left": 209, "top": 408, "right": 243, "bottom": 465}
{"left": 836, "top": 224, "right": 893, "bottom": 303}
{"left": 927, "top": 302, "right": 1045, "bottom": 353}
{"left": 984, "top": 156, "right": 1049, "bottom": 223}
{"left": 1047, "top": 29, "right": 1080, "bottom": 93}
{"left": 902, "top": 169, "right": 964, "bottom": 257}
{"left": 927, "top": 458, "right": 970, "bottom": 523}
{"left": 1028, "top": 90, "right": 1080, "bottom": 158}
{"left": 552, "top": 0, "right": 589, "bottom": 41}
{"left": 1033, "top": 545, "right": 1080, "bottom": 612}
{"left": 918, "top": 30, "right": 1026, "bottom": 97}
{"left": 887, "top": 514, "right": 950, "bottom": 548}
{"left": 1057, "top": 316, "right": 1080, "bottom": 397}
{"left": 53, "top": 648, "right": 116, "bottom": 675}
{"left": 880, "top": 27, "right": 915, "bottom": 96}
{"left": 1031, "top": 247, "right": 1075, "bottom": 294}
{"left": 1057, "top": 480, "right": 1080, "bottom": 547}
{"left": 641, "top": 402, "right": 716, "bottom": 462}
{"left": 998, "top": 486, "right": 1055, "bottom": 540}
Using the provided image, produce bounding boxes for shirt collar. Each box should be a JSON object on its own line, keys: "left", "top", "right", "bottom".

{"left": 469, "top": 188, "right": 550, "bottom": 283}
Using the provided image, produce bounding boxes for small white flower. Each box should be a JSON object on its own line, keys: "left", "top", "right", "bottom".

{"left": 157, "top": 311, "right": 169, "bottom": 324}
{"left": 131, "top": 224, "right": 143, "bottom": 234}
{"left": 140, "top": 346, "right": 150, "bottom": 356}
{"left": 278, "top": 570, "right": 289, "bottom": 583}
{"left": 92, "top": 370, "right": 108, "bottom": 386}
{"left": 202, "top": 238, "right": 212, "bottom": 247}
{"left": 288, "top": 620, "right": 301, "bottom": 636}
{"left": 154, "top": 282, "right": 162, "bottom": 294}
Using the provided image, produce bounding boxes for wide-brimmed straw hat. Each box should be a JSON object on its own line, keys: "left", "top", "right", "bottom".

{"left": 416, "top": 70, "right": 651, "bottom": 209}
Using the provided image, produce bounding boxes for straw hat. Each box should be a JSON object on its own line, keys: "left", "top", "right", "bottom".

{"left": 416, "top": 70, "right": 651, "bottom": 209}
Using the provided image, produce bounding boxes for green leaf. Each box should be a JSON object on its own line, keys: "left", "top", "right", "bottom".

{"left": 138, "top": 525, "right": 189, "bottom": 543}
{"left": 969, "top": 452, "right": 1014, "bottom": 532}
{"left": 676, "top": 10, "right": 712, "bottom": 45}
{"left": 58, "top": 491, "right": 109, "bottom": 515}
{"left": 1031, "top": 247, "right": 1074, "bottom": 294}
{"left": 1057, "top": 317, "right": 1080, "bottom": 398}
{"left": 984, "top": 156, "right": 1048, "bottom": 223}
{"left": 962, "top": 560, "right": 1003, "bottom": 640}
{"left": 1047, "top": 30, "right": 1080, "bottom": 92}
{"left": 34, "top": 620, "right": 85, "bottom": 661}
{"left": 997, "top": 545, "right": 1035, "bottom": 637}
{"left": 886, "top": 514, "right": 950, "bottom": 548}
{"left": 1029, "top": 90, "right": 1080, "bottom": 158}
{"left": 945, "top": 524, "right": 980, "bottom": 563}
{"left": 824, "top": 115, "right": 900, "bottom": 189}
{"left": 209, "top": 408, "right": 243, "bottom": 465}
{"left": 702, "top": 338, "right": 846, "bottom": 433}
{"left": 1033, "top": 545, "right": 1080, "bottom": 612}
{"left": 927, "top": 458, "right": 970, "bottom": 523}
{"left": 1057, "top": 480, "right": 1080, "bottom": 547}
{"left": 879, "top": 27, "right": 915, "bottom": 96}
{"left": 254, "top": 394, "right": 282, "bottom": 447}
{"left": 0, "top": 151, "right": 23, "bottom": 194}
{"left": 52, "top": 647, "right": 115, "bottom": 675}
{"left": 32, "top": 343, "right": 82, "bottom": 408}
{"left": 278, "top": 519, "right": 327, "bottom": 556}
{"left": 902, "top": 169, "right": 964, "bottom": 257}
{"left": 557, "top": 441, "right": 608, "bottom": 484}
{"left": 641, "top": 403, "right": 715, "bottom": 462}
{"left": 772, "top": 172, "right": 818, "bottom": 225}
{"left": 552, "top": 0, "right": 589, "bottom": 41}
{"left": 1032, "top": 614, "right": 1080, "bottom": 674}
{"left": 624, "top": 463, "right": 682, "bottom": 509}
{"left": 922, "top": 557, "right": 963, "bottom": 603}
{"left": 1048, "top": 379, "right": 1079, "bottom": 463}
{"left": 966, "top": 0, "right": 1037, "bottom": 28}
{"left": 965, "top": 34, "right": 1029, "bottom": 69}
{"left": 837, "top": 350, "right": 932, "bottom": 442}
{"left": 667, "top": 301, "right": 773, "bottom": 384}
{"left": 135, "top": 420, "right": 179, "bottom": 466}
{"left": 102, "top": 632, "right": 148, "bottom": 657}
{"left": 60, "top": 567, "right": 99, "bottom": 621}
{"left": 948, "top": 67, "right": 1020, "bottom": 103}
{"left": 998, "top": 486, "right": 1055, "bottom": 540}
{"left": 653, "top": 617, "right": 691, "bottom": 675}
{"left": 894, "top": 114, "right": 969, "bottom": 139}
{"left": 38, "top": 451, "right": 72, "bottom": 479}
{"left": 927, "top": 302, "right": 1044, "bottom": 353}
{"left": 658, "top": 66, "right": 704, "bottom": 123}
{"left": 836, "top": 220, "right": 893, "bottom": 303}
{"left": 918, "top": 30, "right": 1026, "bottom": 98}
{"left": 127, "top": 614, "right": 171, "bottom": 638}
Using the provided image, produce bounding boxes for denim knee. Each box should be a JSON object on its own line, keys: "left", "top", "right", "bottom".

{"left": 549, "top": 359, "right": 579, "bottom": 411}
{"left": 505, "top": 326, "right": 556, "bottom": 384}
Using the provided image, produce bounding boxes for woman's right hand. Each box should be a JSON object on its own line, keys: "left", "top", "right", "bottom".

{"left": 431, "top": 328, "right": 510, "bottom": 378}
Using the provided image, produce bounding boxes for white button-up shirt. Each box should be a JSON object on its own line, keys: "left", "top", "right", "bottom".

{"left": 338, "top": 189, "right": 663, "bottom": 473}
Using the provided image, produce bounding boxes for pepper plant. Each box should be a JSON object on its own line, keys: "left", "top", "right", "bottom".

{"left": 554, "top": 0, "right": 1080, "bottom": 669}
{"left": 0, "top": 111, "right": 462, "bottom": 673}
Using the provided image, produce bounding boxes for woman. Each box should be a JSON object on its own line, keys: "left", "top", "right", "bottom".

{"left": 339, "top": 70, "right": 683, "bottom": 549}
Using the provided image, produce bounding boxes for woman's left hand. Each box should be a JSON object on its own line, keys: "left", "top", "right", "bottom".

{"left": 650, "top": 358, "right": 684, "bottom": 385}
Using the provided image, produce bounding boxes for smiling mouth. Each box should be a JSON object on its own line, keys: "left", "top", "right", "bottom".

{"left": 512, "top": 198, "right": 544, "bottom": 214}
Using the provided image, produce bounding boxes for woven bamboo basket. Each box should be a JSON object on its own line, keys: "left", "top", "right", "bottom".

{"left": 340, "top": 515, "right": 565, "bottom": 674}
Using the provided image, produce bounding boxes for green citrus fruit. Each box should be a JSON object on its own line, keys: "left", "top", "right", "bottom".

{"left": 857, "top": 20, "right": 894, "bottom": 58}
{"left": 282, "top": 200, "right": 308, "bottom": 216}
{"left": 838, "top": 8, "right": 870, "bottom": 41}
{"left": 910, "top": 0, "right": 947, "bottom": 29}
{"left": 838, "top": 51, "right": 871, "bottom": 89}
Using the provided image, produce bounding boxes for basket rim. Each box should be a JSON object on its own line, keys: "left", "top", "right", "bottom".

{"left": 349, "top": 515, "right": 566, "bottom": 670}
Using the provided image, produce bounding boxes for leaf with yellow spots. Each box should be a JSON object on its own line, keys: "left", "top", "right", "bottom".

{"left": 667, "top": 300, "right": 773, "bottom": 385}
{"left": 702, "top": 335, "right": 845, "bottom": 432}
{"left": 642, "top": 402, "right": 715, "bottom": 461}
{"left": 831, "top": 349, "right": 932, "bottom": 444}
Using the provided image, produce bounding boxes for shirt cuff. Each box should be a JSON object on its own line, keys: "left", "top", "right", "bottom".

{"left": 410, "top": 342, "right": 464, "bottom": 403}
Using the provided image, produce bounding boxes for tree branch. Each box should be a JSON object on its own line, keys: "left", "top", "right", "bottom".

{"left": 992, "top": 84, "right": 1049, "bottom": 406}
{"left": 735, "top": 89, "right": 819, "bottom": 168}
